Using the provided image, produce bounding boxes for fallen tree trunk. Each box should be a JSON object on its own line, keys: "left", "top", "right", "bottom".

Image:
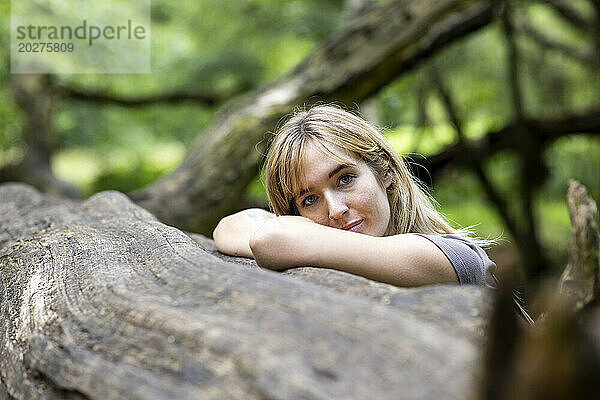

{"left": 132, "top": 0, "right": 498, "bottom": 235}
{"left": 0, "top": 183, "right": 491, "bottom": 399}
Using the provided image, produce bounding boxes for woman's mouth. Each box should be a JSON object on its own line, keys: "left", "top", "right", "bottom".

{"left": 342, "top": 219, "right": 363, "bottom": 232}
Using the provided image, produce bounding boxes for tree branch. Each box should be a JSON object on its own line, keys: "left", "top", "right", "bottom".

{"left": 55, "top": 83, "right": 250, "bottom": 107}
{"left": 502, "top": 2, "right": 525, "bottom": 121}
{"left": 410, "top": 79, "right": 430, "bottom": 153}
{"left": 516, "top": 19, "right": 596, "bottom": 67}
{"left": 418, "top": 108, "right": 600, "bottom": 181}
{"left": 544, "top": 0, "right": 595, "bottom": 34}
{"left": 430, "top": 66, "right": 521, "bottom": 246}
{"left": 501, "top": 0, "right": 548, "bottom": 280}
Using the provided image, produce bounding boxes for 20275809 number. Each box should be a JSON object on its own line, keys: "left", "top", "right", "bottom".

{"left": 17, "top": 42, "right": 74, "bottom": 52}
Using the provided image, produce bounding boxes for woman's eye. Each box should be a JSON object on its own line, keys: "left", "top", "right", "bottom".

{"left": 302, "top": 195, "right": 317, "bottom": 206}
{"left": 339, "top": 174, "right": 354, "bottom": 185}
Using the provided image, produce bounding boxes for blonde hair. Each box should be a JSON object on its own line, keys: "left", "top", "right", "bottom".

{"left": 265, "top": 104, "right": 465, "bottom": 237}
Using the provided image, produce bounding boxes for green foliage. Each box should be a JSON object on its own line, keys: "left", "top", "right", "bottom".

{"left": 0, "top": 1, "right": 24, "bottom": 165}
{"left": 52, "top": 141, "right": 185, "bottom": 196}
{"left": 544, "top": 135, "right": 600, "bottom": 201}
{"left": 1, "top": 0, "right": 344, "bottom": 195}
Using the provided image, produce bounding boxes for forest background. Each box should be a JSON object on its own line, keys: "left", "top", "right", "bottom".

{"left": 1, "top": 0, "right": 599, "bottom": 293}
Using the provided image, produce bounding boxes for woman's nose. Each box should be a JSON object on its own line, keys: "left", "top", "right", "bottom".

{"left": 325, "top": 192, "right": 348, "bottom": 220}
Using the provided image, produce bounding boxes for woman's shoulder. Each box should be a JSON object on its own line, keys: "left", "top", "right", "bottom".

{"left": 412, "top": 233, "right": 497, "bottom": 287}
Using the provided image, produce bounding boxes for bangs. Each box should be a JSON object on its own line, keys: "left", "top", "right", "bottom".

{"left": 317, "top": 139, "right": 359, "bottom": 166}
{"left": 284, "top": 139, "right": 359, "bottom": 203}
{"left": 275, "top": 136, "right": 308, "bottom": 212}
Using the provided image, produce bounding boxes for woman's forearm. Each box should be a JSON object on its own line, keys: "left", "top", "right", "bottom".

{"left": 249, "top": 217, "right": 458, "bottom": 286}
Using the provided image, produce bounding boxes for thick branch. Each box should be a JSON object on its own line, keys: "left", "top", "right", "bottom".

{"left": 417, "top": 108, "right": 600, "bottom": 182}
{"left": 55, "top": 84, "right": 249, "bottom": 107}
{"left": 560, "top": 180, "right": 600, "bottom": 310}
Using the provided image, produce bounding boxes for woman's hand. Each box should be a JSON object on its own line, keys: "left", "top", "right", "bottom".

{"left": 249, "top": 215, "right": 318, "bottom": 270}
{"left": 212, "top": 208, "right": 275, "bottom": 257}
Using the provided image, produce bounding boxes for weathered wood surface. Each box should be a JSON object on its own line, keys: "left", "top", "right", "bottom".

{"left": 1, "top": 183, "right": 492, "bottom": 399}
{"left": 191, "top": 233, "right": 491, "bottom": 341}
{"left": 559, "top": 180, "right": 600, "bottom": 310}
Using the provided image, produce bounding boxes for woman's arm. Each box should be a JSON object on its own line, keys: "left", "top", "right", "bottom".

{"left": 213, "top": 208, "right": 275, "bottom": 257}
{"left": 249, "top": 216, "right": 458, "bottom": 287}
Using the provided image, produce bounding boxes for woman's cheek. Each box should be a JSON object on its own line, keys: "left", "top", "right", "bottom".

{"left": 308, "top": 214, "right": 328, "bottom": 226}
{"left": 300, "top": 208, "right": 326, "bottom": 226}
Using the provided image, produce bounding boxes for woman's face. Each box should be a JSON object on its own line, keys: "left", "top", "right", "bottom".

{"left": 293, "top": 140, "right": 392, "bottom": 236}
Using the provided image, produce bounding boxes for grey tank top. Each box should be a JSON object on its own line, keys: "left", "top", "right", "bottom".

{"left": 415, "top": 233, "right": 497, "bottom": 287}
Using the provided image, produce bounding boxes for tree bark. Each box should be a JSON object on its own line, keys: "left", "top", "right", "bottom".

{"left": 131, "top": 0, "right": 498, "bottom": 235}
{"left": 0, "top": 183, "right": 492, "bottom": 399}
{"left": 559, "top": 180, "right": 600, "bottom": 310}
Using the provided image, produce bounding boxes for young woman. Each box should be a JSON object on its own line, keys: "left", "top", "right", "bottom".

{"left": 213, "top": 105, "right": 496, "bottom": 287}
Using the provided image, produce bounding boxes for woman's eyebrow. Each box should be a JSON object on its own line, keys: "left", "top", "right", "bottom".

{"left": 298, "top": 164, "right": 355, "bottom": 197}
{"left": 328, "top": 163, "right": 352, "bottom": 179}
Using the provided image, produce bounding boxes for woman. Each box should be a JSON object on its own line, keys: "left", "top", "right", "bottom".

{"left": 213, "top": 104, "right": 496, "bottom": 287}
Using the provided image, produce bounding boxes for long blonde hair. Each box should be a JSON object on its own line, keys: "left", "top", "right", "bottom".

{"left": 264, "top": 104, "right": 465, "bottom": 237}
